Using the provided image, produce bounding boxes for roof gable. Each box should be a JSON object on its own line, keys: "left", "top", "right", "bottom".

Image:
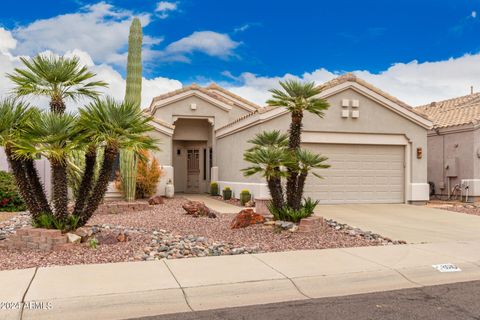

{"left": 216, "top": 74, "right": 433, "bottom": 136}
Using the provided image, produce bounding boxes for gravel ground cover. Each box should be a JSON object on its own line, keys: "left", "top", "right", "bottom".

{"left": 426, "top": 201, "right": 480, "bottom": 216}
{"left": 0, "top": 212, "right": 18, "bottom": 223}
{"left": 0, "top": 197, "right": 390, "bottom": 271}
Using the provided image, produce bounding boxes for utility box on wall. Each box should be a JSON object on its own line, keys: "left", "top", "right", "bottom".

{"left": 445, "top": 157, "right": 459, "bottom": 177}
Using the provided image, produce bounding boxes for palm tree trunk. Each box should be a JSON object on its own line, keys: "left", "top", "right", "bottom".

{"left": 4, "top": 147, "right": 44, "bottom": 218}
{"left": 78, "top": 145, "right": 118, "bottom": 226}
{"left": 72, "top": 146, "right": 97, "bottom": 216}
{"left": 51, "top": 160, "right": 69, "bottom": 221}
{"left": 24, "top": 159, "right": 52, "bottom": 214}
{"left": 295, "top": 172, "right": 308, "bottom": 208}
{"left": 50, "top": 99, "right": 66, "bottom": 114}
{"left": 267, "top": 176, "right": 284, "bottom": 210}
{"left": 287, "top": 111, "right": 303, "bottom": 209}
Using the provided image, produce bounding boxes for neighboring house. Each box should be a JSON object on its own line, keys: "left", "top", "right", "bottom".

{"left": 417, "top": 93, "right": 480, "bottom": 200}
{"left": 146, "top": 74, "right": 432, "bottom": 204}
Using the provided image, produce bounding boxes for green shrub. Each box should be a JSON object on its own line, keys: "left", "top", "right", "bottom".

{"left": 222, "top": 187, "right": 232, "bottom": 200}
{"left": 267, "top": 197, "right": 319, "bottom": 223}
{"left": 210, "top": 182, "right": 219, "bottom": 196}
{"left": 0, "top": 171, "right": 26, "bottom": 212}
{"left": 240, "top": 189, "right": 251, "bottom": 206}
{"left": 32, "top": 212, "right": 81, "bottom": 231}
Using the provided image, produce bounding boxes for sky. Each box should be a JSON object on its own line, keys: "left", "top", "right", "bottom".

{"left": 0, "top": 0, "right": 480, "bottom": 108}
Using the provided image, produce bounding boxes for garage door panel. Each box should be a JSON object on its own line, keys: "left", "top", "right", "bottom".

{"left": 303, "top": 144, "right": 405, "bottom": 204}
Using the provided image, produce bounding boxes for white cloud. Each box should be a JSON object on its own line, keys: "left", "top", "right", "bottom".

{"left": 162, "top": 31, "right": 240, "bottom": 62}
{"left": 0, "top": 28, "right": 181, "bottom": 110}
{"left": 473, "top": 11, "right": 477, "bottom": 18}
{"left": 11, "top": 2, "right": 160, "bottom": 66}
{"left": 223, "top": 54, "right": 480, "bottom": 107}
{"left": 155, "top": 1, "right": 179, "bottom": 19}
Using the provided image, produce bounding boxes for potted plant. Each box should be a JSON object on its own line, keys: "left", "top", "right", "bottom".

{"left": 239, "top": 189, "right": 251, "bottom": 206}
{"left": 210, "top": 182, "right": 219, "bottom": 196}
{"left": 222, "top": 187, "right": 232, "bottom": 200}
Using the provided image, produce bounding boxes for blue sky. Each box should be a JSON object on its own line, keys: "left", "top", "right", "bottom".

{"left": 0, "top": 0, "right": 480, "bottom": 107}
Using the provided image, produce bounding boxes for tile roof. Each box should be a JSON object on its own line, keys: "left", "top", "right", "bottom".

{"left": 416, "top": 93, "right": 480, "bottom": 128}
{"left": 147, "top": 83, "right": 260, "bottom": 112}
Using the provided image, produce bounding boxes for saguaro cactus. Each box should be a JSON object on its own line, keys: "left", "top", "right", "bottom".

{"left": 120, "top": 149, "right": 137, "bottom": 201}
{"left": 120, "top": 17, "right": 143, "bottom": 201}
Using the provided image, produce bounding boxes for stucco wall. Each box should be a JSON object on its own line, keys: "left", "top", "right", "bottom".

{"left": 216, "top": 88, "right": 428, "bottom": 188}
{"left": 148, "top": 129, "right": 172, "bottom": 166}
{"left": 152, "top": 96, "right": 250, "bottom": 129}
{"left": 427, "top": 129, "right": 475, "bottom": 196}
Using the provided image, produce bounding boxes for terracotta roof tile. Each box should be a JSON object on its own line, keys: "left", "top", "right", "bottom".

{"left": 416, "top": 93, "right": 480, "bottom": 128}
{"left": 206, "top": 83, "right": 261, "bottom": 110}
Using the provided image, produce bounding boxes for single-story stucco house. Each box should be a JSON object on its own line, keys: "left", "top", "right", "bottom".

{"left": 416, "top": 92, "right": 480, "bottom": 201}
{"left": 146, "top": 73, "right": 432, "bottom": 204}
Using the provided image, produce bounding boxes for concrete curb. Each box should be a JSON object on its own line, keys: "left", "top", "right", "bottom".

{"left": 2, "top": 240, "right": 480, "bottom": 320}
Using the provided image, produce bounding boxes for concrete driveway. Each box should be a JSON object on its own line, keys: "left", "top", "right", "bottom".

{"left": 316, "top": 204, "right": 480, "bottom": 243}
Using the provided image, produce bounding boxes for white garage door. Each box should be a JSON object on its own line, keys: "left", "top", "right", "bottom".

{"left": 303, "top": 144, "right": 405, "bottom": 204}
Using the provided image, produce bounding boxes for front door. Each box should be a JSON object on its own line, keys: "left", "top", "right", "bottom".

{"left": 186, "top": 149, "right": 200, "bottom": 193}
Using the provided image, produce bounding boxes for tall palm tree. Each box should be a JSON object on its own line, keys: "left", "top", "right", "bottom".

{"left": 75, "top": 97, "right": 157, "bottom": 225}
{"left": 267, "top": 80, "right": 329, "bottom": 209}
{"left": 0, "top": 98, "right": 51, "bottom": 218}
{"left": 243, "top": 131, "right": 291, "bottom": 209}
{"left": 7, "top": 54, "right": 107, "bottom": 114}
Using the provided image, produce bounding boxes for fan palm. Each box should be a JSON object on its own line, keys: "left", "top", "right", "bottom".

{"left": 7, "top": 54, "right": 107, "bottom": 113}
{"left": 243, "top": 130, "right": 291, "bottom": 208}
{"left": 294, "top": 149, "right": 330, "bottom": 207}
{"left": 17, "top": 112, "right": 80, "bottom": 219}
{"left": 75, "top": 97, "right": 157, "bottom": 224}
{"left": 0, "top": 98, "right": 51, "bottom": 217}
{"left": 267, "top": 80, "right": 330, "bottom": 209}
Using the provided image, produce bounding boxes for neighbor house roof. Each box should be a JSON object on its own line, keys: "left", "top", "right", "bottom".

{"left": 216, "top": 73, "right": 431, "bottom": 132}
{"left": 416, "top": 93, "right": 480, "bottom": 129}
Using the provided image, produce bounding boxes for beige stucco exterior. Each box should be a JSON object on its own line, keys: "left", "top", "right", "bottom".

{"left": 214, "top": 86, "right": 430, "bottom": 203}
{"left": 426, "top": 124, "right": 480, "bottom": 199}
{"left": 144, "top": 77, "right": 431, "bottom": 203}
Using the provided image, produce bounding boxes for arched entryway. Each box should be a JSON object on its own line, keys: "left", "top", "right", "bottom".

{"left": 172, "top": 118, "right": 213, "bottom": 193}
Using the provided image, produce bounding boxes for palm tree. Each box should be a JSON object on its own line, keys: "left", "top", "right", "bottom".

{"left": 0, "top": 98, "right": 50, "bottom": 218}
{"left": 242, "top": 131, "right": 291, "bottom": 209}
{"left": 17, "top": 112, "right": 80, "bottom": 220}
{"left": 267, "top": 80, "right": 329, "bottom": 209}
{"left": 75, "top": 97, "right": 157, "bottom": 225}
{"left": 7, "top": 54, "right": 107, "bottom": 114}
{"left": 294, "top": 149, "right": 330, "bottom": 207}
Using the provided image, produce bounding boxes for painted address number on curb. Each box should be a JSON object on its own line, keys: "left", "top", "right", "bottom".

{"left": 432, "top": 263, "right": 462, "bottom": 273}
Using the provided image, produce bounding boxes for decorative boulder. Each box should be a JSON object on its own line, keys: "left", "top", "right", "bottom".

{"left": 182, "top": 201, "right": 216, "bottom": 218}
{"left": 116, "top": 230, "right": 129, "bottom": 242}
{"left": 245, "top": 200, "right": 255, "bottom": 207}
{"left": 230, "top": 209, "right": 265, "bottom": 229}
{"left": 66, "top": 233, "right": 82, "bottom": 244}
{"left": 148, "top": 195, "right": 165, "bottom": 205}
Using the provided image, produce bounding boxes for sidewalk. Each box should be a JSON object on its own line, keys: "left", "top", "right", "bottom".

{"left": 3, "top": 241, "right": 480, "bottom": 320}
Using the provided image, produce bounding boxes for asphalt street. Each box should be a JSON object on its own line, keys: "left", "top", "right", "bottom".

{"left": 134, "top": 280, "right": 480, "bottom": 320}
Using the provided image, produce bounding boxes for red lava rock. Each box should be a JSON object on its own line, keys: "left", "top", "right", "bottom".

{"left": 116, "top": 231, "right": 129, "bottom": 243}
{"left": 230, "top": 209, "right": 266, "bottom": 229}
{"left": 182, "top": 201, "right": 216, "bottom": 218}
{"left": 148, "top": 195, "right": 165, "bottom": 205}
